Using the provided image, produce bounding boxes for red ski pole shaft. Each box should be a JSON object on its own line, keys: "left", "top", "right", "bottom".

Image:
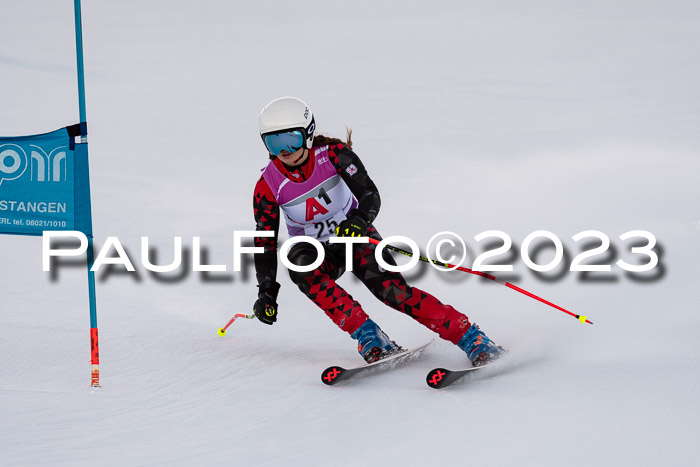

{"left": 218, "top": 313, "right": 256, "bottom": 336}
{"left": 367, "top": 237, "right": 592, "bottom": 325}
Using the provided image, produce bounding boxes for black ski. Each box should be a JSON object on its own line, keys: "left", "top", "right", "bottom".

{"left": 425, "top": 365, "right": 490, "bottom": 389}
{"left": 321, "top": 340, "right": 433, "bottom": 386}
{"left": 427, "top": 347, "right": 511, "bottom": 389}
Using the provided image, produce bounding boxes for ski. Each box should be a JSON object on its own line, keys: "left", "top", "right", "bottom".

{"left": 425, "top": 366, "right": 489, "bottom": 389}
{"left": 321, "top": 340, "right": 433, "bottom": 386}
{"left": 427, "top": 347, "right": 512, "bottom": 389}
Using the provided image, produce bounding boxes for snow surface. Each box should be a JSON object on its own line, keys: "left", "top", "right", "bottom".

{"left": 2, "top": 1, "right": 700, "bottom": 465}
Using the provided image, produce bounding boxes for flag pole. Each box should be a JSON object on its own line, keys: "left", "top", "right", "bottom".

{"left": 74, "top": 0, "right": 87, "bottom": 126}
{"left": 74, "top": 0, "right": 99, "bottom": 387}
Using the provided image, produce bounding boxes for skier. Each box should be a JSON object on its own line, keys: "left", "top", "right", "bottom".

{"left": 252, "top": 96, "right": 505, "bottom": 365}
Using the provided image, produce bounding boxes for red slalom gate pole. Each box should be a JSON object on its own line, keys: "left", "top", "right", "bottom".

{"left": 367, "top": 237, "right": 593, "bottom": 325}
{"left": 218, "top": 313, "right": 256, "bottom": 336}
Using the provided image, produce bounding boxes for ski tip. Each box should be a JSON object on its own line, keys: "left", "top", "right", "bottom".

{"left": 426, "top": 368, "right": 450, "bottom": 389}
{"left": 321, "top": 366, "right": 346, "bottom": 386}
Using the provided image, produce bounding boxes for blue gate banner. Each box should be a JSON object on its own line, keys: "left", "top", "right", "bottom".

{"left": 0, "top": 124, "right": 92, "bottom": 236}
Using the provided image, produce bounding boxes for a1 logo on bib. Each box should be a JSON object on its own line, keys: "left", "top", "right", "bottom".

{"left": 305, "top": 197, "right": 329, "bottom": 221}
{"left": 305, "top": 187, "right": 332, "bottom": 221}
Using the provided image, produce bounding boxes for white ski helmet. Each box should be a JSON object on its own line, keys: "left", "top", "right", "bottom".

{"left": 258, "top": 97, "right": 316, "bottom": 152}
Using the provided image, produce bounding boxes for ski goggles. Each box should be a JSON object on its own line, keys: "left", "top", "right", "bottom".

{"left": 262, "top": 130, "right": 305, "bottom": 156}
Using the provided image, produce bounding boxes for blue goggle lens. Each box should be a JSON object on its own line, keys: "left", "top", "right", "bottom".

{"left": 263, "top": 130, "right": 305, "bottom": 156}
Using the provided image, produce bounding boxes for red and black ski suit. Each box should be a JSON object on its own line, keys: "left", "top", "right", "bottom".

{"left": 253, "top": 143, "right": 472, "bottom": 344}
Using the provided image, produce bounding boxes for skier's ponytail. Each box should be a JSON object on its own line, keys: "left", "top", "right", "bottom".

{"left": 313, "top": 127, "right": 353, "bottom": 150}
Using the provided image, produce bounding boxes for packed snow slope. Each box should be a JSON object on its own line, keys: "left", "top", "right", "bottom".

{"left": 2, "top": 1, "right": 699, "bottom": 465}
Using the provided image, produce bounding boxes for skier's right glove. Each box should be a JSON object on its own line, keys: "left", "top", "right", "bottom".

{"left": 254, "top": 281, "right": 280, "bottom": 325}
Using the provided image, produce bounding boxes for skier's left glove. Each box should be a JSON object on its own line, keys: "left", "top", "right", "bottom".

{"left": 254, "top": 281, "right": 280, "bottom": 325}
{"left": 335, "top": 213, "right": 368, "bottom": 238}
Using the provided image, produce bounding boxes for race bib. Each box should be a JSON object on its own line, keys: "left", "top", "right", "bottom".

{"left": 303, "top": 210, "right": 346, "bottom": 242}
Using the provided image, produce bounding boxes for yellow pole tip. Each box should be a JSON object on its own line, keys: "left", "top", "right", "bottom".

{"left": 217, "top": 328, "right": 227, "bottom": 336}
{"left": 578, "top": 315, "right": 587, "bottom": 324}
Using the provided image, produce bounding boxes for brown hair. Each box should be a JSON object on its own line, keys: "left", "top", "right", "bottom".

{"left": 313, "top": 127, "right": 353, "bottom": 150}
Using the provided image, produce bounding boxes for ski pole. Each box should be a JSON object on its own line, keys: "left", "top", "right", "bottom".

{"left": 367, "top": 237, "right": 593, "bottom": 325}
{"left": 218, "top": 313, "right": 256, "bottom": 336}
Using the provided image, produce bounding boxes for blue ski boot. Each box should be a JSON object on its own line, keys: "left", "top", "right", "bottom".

{"left": 351, "top": 319, "right": 402, "bottom": 363}
{"left": 457, "top": 324, "right": 505, "bottom": 367}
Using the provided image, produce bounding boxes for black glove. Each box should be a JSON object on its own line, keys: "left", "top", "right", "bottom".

{"left": 335, "top": 213, "right": 368, "bottom": 238}
{"left": 254, "top": 281, "right": 280, "bottom": 325}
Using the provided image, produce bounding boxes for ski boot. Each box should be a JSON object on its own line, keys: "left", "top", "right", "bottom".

{"left": 457, "top": 324, "right": 505, "bottom": 367}
{"left": 351, "top": 319, "right": 402, "bottom": 363}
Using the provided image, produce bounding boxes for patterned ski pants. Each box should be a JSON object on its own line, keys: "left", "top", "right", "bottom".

{"left": 287, "top": 225, "right": 471, "bottom": 344}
